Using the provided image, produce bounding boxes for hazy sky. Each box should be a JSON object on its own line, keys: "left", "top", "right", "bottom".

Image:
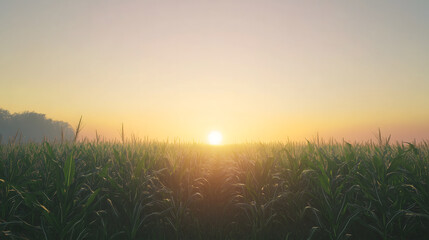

{"left": 1, "top": 0, "right": 429, "bottom": 143}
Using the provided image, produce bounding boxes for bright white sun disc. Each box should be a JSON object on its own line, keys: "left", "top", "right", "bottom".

{"left": 208, "top": 131, "right": 222, "bottom": 145}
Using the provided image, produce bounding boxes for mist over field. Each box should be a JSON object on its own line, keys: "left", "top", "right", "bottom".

{"left": 1, "top": 1, "right": 429, "bottom": 239}
{"left": 0, "top": 108, "right": 74, "bottom": 143}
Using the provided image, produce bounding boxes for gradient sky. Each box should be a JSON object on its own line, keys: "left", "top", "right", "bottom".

{"left": 1, "top": 0, "right": 429, "bottom": 143}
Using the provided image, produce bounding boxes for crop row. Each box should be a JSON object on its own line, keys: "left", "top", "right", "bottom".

{"left": 1, "top": 138, "right": 428, "bottom": 239}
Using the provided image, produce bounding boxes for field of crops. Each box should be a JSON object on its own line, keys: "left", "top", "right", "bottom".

{"left": 1, "top": 137, "right": 428, "bottom": 239}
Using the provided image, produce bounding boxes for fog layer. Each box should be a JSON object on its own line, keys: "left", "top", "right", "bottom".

{"left": 0, "top": 108, "right": 74, "bottom": 143}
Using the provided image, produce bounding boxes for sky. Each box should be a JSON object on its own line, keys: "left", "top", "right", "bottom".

{"left": 1, "top": 0, "right": 429, "bottom": 143}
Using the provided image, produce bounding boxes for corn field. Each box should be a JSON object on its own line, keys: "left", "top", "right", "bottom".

{"left": 1, "top": 137, "right": 428, "bottom": 239}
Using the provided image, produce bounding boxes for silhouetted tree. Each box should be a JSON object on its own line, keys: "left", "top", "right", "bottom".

{"left": 0, "top": 108, "right": 74, "bottom": 143}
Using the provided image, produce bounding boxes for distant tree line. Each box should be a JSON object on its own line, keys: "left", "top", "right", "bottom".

{"left": 0, "top": 108, "right": 74, "bottom": 143}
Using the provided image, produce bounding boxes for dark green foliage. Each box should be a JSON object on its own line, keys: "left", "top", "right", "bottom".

{"left": 0, "top": 138, "right": 428, "bottom": 239}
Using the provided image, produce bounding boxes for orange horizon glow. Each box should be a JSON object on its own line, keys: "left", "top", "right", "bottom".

{"left": 1, "top": 1, "right": 429, "bottom": 143}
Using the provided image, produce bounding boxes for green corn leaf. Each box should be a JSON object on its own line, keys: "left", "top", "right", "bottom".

{"left": 99, "top": 162, "right": 110, "bottom": 178}
{"left": 64, "top": 153, "right": 75, "bottom": 187}
{"left": 44, "top": 142, "right": 55, "bottom": 160}
{"left": 318, "top": 173, "right": 331, "bottom": 195}
{"left": 85, "top": 189, "right": 100, "bottom": 208}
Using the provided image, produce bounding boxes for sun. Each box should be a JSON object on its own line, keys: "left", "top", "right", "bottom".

{"left": 208, "top": 131, "right": 223, "bottom": 145}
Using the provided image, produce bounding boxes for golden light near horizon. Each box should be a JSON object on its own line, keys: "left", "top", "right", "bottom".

{"left": 208, "top": 131, "right": 223, "bottom": 145}
{"left": 1, "top": 1, "right": 429, "bottom": 143}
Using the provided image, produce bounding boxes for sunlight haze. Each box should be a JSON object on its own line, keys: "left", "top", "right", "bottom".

{"left": 1, "top": 0, "right": 428, "bottom": 143}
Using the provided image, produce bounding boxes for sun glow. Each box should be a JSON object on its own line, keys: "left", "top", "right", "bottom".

{"left": 208, "top": 131, "right": 223, "bottom": 145}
